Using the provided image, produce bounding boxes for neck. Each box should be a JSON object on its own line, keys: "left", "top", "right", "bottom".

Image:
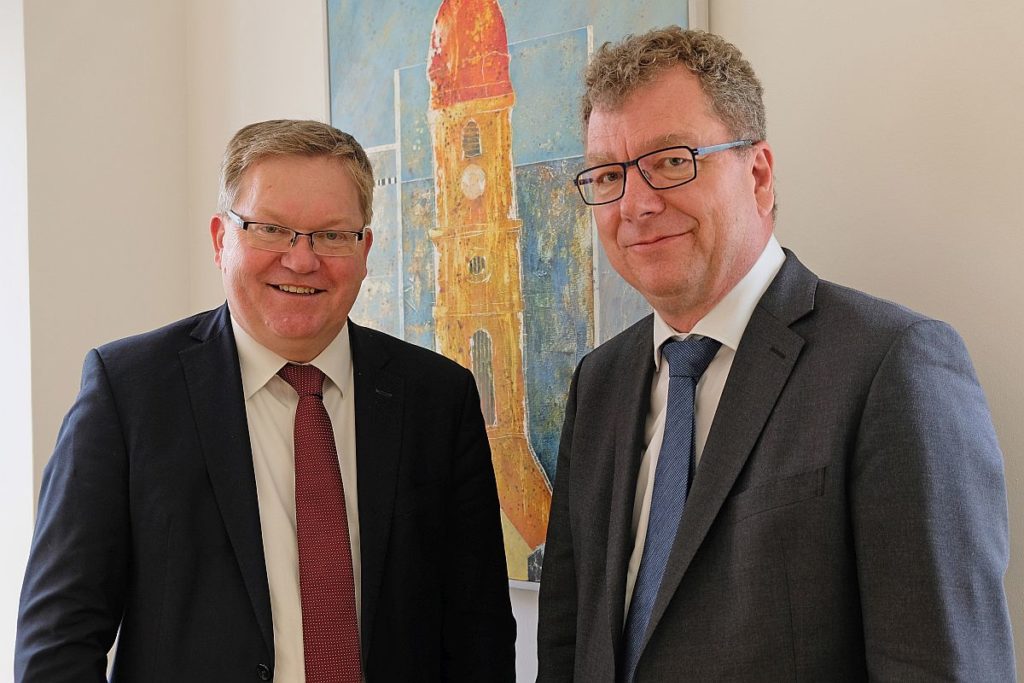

{"left": 655, "top": 303, "right": 714, "bottom": 335}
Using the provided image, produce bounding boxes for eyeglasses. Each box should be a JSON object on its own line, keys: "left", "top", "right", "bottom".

{"left": 226, "top": 209, "right": 366, "bottom": 257}
{"left": 574, "top": 140, "right": 755, "bottom": 206}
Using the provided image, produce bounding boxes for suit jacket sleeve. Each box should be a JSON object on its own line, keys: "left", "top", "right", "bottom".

{"left": 440, "top": 370, "right": 517, "bottom": 681}
{"left": 851, "top": 319, "right": 1015, "bottom": 680}
{"left": 536, "top": 360, "right": 582, "bottom": 681}
{"left": 16, "top": 349, "right": 129, "bottom": 682}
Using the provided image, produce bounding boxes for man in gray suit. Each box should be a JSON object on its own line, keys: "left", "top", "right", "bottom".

{"left": 537, "top": 27, "right": 1015, "bottom": 681}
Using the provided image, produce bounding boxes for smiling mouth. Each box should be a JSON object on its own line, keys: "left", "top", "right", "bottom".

{"left": 274, "top": 284, "right": 322, "bottom": 295}
{"left": 630, "top": 232, "right": 690, "bottom": 248}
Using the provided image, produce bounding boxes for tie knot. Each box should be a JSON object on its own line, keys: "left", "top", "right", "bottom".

{"left": 278, "top": 363, "right": 325, "bottom": 398}
{"left": 662, "top": 336, "right": 721, "bottom": 379}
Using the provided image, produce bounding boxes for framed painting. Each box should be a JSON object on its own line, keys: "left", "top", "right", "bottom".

{"left": 327, "top": 0, "right": 708, "bottom": 582}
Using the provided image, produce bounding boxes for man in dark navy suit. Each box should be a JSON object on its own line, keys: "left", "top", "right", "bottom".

{"left": 17, "top": 119, "right": 515, "bottom": 682}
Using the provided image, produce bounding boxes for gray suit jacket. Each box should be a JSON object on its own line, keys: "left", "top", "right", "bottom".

{"left": 537, "top": 252, "right": 1014, "bottom": 681}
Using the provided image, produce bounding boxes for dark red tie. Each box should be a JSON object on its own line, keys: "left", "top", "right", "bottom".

{"left": 278, "top": 363, "right": 362, "bottom": 682}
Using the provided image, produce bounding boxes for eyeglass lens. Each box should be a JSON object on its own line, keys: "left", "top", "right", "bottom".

{"left": 637, "top": 148, "right": 697, "bottom": 187}
{"left": 577, "top": 147, "right": 697, "bottom": 205}
{"left": 245, "top": 223, "right": 361, "bottom": 256}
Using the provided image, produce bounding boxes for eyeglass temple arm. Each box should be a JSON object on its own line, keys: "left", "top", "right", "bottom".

{"left": 693, "top": 140, "right": 755, "bottom": 157}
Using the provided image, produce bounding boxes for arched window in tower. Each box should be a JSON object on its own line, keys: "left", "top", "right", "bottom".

{"left": 467, "top": 254, "right": 488, "bottom": 282}
{"left": 471, "top": 329, "right": 497, "bottom": 425}
{"left": 462, "top": 119, "right": 482, "bottom": 158}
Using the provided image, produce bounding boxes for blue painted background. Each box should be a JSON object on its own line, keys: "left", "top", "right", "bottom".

{"left": 331, "top": 0, "right": 686, "bottom": 479}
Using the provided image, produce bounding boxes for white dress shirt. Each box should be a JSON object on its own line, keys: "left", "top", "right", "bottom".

{"left": 623, "top": 235, "right": 786, "bottom": 616}
{"left": 232, "top": 319, "right": 360, "bottom": 682}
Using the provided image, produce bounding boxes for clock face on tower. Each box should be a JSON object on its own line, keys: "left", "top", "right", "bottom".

{"left": 460, "top": 163, "right": 487, "bottom": 199}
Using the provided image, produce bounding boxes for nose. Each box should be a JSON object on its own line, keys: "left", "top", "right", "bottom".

{"left": 280, "top": 234, "right": 320, "bottom": 273}
{"left": 618, "top": 165, "right": 664, "bottom": 222}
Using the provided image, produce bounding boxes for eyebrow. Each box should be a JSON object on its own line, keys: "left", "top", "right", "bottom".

{"left": 247, "top": 210, "right": 362, "bottom": 230}
{"left": 584, "top": 132, "right": 701, "bottom": 166}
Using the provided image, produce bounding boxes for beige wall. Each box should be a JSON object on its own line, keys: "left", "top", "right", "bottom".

{"left": 17, "top": 0, "right": 1023, "bottom": 678}
{"left": 25, "top": 0, "right": 192, "bottom": 490}
{"left": 23, "top": 0, "right": 330, "bottom": 491}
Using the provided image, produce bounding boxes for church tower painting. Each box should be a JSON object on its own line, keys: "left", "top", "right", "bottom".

{"left": 427, "top": 0, "right": 551, "bottom": 578}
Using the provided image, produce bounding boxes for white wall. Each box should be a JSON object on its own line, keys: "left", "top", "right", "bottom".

{"left": 2, "top": 0, "right": 34, "bottom": 675}
{"left": 712, "top": 1, "right": 1024, "bottom": 675}
{"left": 18, "top": 0, "right": 1024, "bottom": 679}
{"left": 184, "top": 0, "right": 331, "bottom": 312}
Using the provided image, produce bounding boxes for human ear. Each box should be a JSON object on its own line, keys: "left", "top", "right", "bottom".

{"left": 210, "top": 214, "right": 226, "bottom": 268}
{"left": 751, "top": 142, "right": 775, "bottom": 218}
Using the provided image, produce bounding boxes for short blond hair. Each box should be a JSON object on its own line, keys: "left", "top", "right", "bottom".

{"left": 582, "top": 27, "right": 765, "bottom": 142}
{"left": 218, "top": 119, "right": 375, "bottom": 226}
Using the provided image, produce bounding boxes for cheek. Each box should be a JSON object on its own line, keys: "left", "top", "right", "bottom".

{"left": 219, "top": 244, "right": 272, "bottom": 288}
{"left": 338, "top": 254, "right": 369, "bottom": 284}
{"left": 217, "top": 235, "right": 245, "bottom": 272}
{"left": 593, "top": 210, "right": 621, "bottom": 248}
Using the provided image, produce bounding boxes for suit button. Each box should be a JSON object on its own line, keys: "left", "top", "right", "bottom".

{"left": 256, "top": 663, "right": 272, "bottom": 680}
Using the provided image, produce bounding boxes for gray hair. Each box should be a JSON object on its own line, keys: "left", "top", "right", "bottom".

{"left": 218, "top": 119, "right": 374, "bottom": 226}
{"left": 582, "top": 27, "right": 766, "bottom": 142}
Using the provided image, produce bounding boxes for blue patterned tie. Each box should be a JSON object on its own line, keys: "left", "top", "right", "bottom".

{"left": 620, "top": 336, "right": 722, "bottom": 683}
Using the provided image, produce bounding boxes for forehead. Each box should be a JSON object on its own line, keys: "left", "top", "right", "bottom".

{"left": 585, "top": 67, "right": 726, "bottom": 163}
{"left": 235, "top": 155, "right": 362, "bottom": 225}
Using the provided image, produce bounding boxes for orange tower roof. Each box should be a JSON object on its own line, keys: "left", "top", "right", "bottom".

{"left": 427, "top": 0, "right": 513, "bottom": 108}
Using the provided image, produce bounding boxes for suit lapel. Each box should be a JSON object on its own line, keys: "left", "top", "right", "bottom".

{"left": 641, "top": 252, "right": 817, "bottom": 646}
{"left": 604, "top": 317, "right": 657, "bottom": 658}
{"left": 348, "top": 321, "right": 404, "bottom": 657}
{"left": 179, "top": 304, "right": 274, "bottom": 657}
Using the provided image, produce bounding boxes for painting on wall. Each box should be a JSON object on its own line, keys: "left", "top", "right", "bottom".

{"left": 327, "top": 0, "right": 705, "bottom": 582}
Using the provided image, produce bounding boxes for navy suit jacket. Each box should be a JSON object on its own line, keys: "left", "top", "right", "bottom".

{"left": 538, "top": 252, "right": 1014, "bottom": 681}
{"left": 16, "top": 304, "right": 516, "bottom": 682}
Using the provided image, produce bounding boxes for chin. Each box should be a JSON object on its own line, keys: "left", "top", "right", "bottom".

{"left": 270, "top": 325, "right": 325, "bottom": 343}
{"left": 638, "top": 272, "right": 701, "bottom": 299}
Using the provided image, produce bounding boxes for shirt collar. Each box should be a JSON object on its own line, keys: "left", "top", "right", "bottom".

{"left": 653, "top": 234, "right": 786, "bottom": 369}
{"left": 231, "top": 317, "right": 352, "bottom": 399}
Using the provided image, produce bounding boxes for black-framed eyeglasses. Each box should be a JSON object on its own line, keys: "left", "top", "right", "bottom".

{"left": 574, "top": 140, "right": 755, "bottom": 206}
{"left": 226, "top": 209, "right": 366, "bottom": 257}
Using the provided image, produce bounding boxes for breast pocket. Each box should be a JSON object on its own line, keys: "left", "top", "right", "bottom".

{"left": 721, "top": 466, "right": 827, "bottom": 524}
